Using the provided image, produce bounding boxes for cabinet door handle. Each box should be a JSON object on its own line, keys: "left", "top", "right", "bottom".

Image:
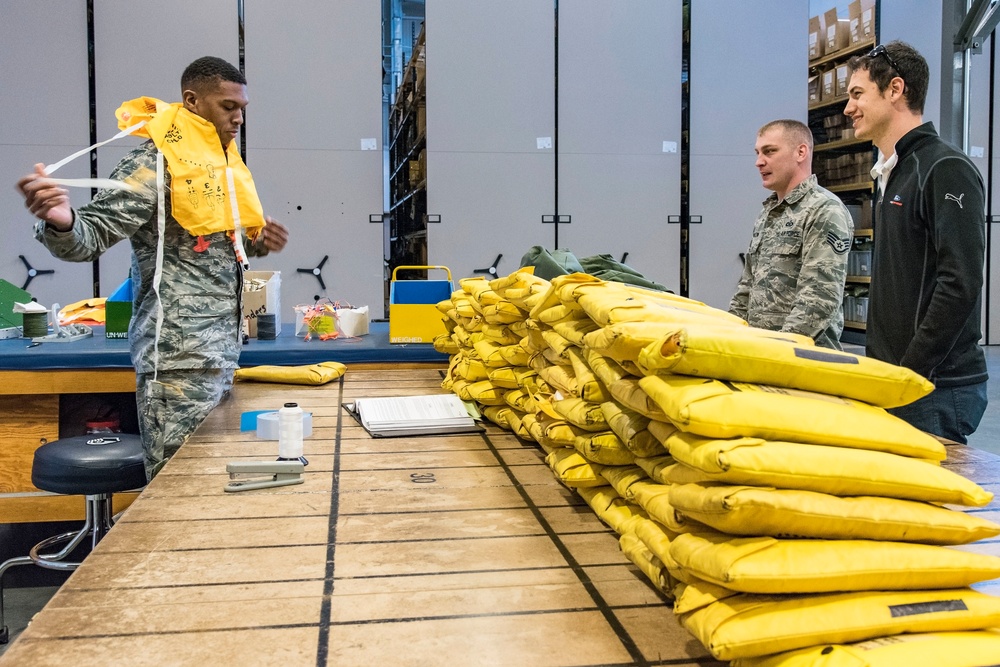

{"left": 542, "top": 215, "right": 572, "bottom": 224}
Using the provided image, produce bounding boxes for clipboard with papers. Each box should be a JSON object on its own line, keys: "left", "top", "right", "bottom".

{"left": 342, "top": 393, "right": 484, "bottom": 438}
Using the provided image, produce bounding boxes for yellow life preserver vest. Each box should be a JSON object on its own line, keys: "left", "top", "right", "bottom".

{"left": 115, "top": 96, "right": 265, "bottom": 237}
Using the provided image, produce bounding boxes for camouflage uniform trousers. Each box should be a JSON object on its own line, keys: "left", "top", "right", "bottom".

{"left": 136, "top": 368, "right": 235, "bottom": 481}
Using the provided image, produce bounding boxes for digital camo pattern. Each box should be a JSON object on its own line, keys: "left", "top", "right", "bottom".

{"left": 137, "top": 369, "right": 234, "bottom": 480}
{"left": 729, "top": 175, "right": 853, "bottom": 350}
{"left": 34, "top": 140, "right": 268, "bottom": 374}
{"left": 35, "top": 140, "right": 265, "bottom": 479}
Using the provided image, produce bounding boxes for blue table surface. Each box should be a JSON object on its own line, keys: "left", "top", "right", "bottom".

{"left": 0, "top": 321, "right": 448, "bottom": 371}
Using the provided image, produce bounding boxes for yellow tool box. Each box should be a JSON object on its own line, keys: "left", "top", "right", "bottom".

{"left": 389, "top": 265, "right": 453, "bottom": 344}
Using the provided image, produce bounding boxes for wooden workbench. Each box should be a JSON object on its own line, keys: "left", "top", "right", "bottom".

{"left": 0, "top": 322, "right": 446, "bottom": 524}
{"left": 3, "top": 367, "right": 999, "bottom": 666}
{"left": 0, "top": 367, "right": 138, "bottom": 523}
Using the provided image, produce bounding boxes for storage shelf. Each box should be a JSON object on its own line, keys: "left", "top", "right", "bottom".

{"left": 815, "top": 137, "right": 872, "bottom": 152}
{"left": 390, "top": 133, "right": 426, "bottom": 179}
{"left": 389, "top": 180, "right": 426, "bottom": 212}
{"left": 809, "top": 95, "right": 848, "bottom": 111}
{"left": 389, "top": 105, "right": 418, "bottom": 149}
{"left": 808, "top": 25, "right": 876, "bottom": 349}
{"left": 828, "top": 181, "right": 874, "bottom": 194}
{"left": 388, "top": 23, "right": 429, "bottom": 308}
{"left": 809, "top": 39, "right": 875, "bottom": 70}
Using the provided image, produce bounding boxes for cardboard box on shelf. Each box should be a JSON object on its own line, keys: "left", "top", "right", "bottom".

{"left": 415, "top": 64, "right": 425, "bottom": 93}
{"left": 409, "top": 160, "right": 423, "bottom": 188}
{"left": 854, "top": 197, "right": 873, "bottom": 229}
{"left": 849, "top": 0, "right": 876, "bottom": 44}
{"left": 821, "top": 68, "right": 836, "bottom": 101}
{"left": 242, "top": 270, "right": 281, "bottom": 338}
{"left": 824, "top": 8, "right": 850, "bottom": 55}
{"left": 808, "top": 74, "right": 821, "bottom": 104}
{"left": 835, "top": 64, "right": 851, "bottom": 97}
{"left": 853, "top": 199, "right": 873, "bottom": 229}
{"left": 809, "top": 15, "right": 825, "bottom": 60}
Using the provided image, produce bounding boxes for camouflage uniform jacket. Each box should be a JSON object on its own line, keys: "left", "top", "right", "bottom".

{"left": 35, "top": 140, "right": 267, "bottom": 374}
{"left": 728, "top": 174, "right": 853, "bottom": 350}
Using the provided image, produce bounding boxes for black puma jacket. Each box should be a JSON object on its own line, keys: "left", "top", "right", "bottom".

{"left": 868, "top": 122, "right": 987, "bottom": 387}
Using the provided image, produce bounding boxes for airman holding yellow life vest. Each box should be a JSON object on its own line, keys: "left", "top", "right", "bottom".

{"left": 17, "top": 56, "right": 289, "bottom": 480}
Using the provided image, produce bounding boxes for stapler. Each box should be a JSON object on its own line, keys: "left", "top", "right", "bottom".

{"left": 224, "top": 460, "right": 304, "bottom": 493}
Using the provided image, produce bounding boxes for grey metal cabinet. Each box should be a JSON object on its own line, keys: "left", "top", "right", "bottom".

{"left": 968, "top": 33, "right": 998, "bottom": 343}
{"left": 556, "top": 0, "right": 682, "bottom": 293}
{"left": 424, "top": 0, "right": 555, "bottom": 283}
{"left": 991, "top": 38, "right": 1000, "bottom": 345}
{"left": 0, "top": 1, "right": 92, "bottom": 309}
{"left": 245, "top": 0, "right": 384, "bottom": 312}
{"left": 687, "top": 0, "right": 808, "bottom": 310}
{"left": 93, "top": 0, "right": 241, "bottom": 297}
{"left": 1, "top": 0, "right": 383, "bottom": 325}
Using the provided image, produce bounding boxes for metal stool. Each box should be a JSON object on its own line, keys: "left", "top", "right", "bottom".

{"left": 0, "top": 434, "right": 146, "bottom": 643}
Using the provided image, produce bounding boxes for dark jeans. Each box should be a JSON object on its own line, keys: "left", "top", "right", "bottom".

{"left": 887, "top": 381, "right": 988, "bottom": 444}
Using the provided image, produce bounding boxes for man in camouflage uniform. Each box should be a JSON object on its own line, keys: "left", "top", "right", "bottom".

{"left": 18, "top": 57, "right": 289, "bottom": 480}
{"left": 729, "top": 119, "right": 853, "bottom": 350}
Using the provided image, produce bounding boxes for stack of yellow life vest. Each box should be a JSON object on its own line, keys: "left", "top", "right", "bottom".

{"left": 434, "top": 267, "right": 1000, "bottom": 666}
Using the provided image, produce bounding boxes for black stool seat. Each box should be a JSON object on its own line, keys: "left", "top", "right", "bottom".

{"left": 31, "top": 434, "right": 146, "bottom": 495}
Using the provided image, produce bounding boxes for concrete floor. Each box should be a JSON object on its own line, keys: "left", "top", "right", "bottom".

{"left": 4, "top": 346, "right": 1000, "bottom": 657}
{"left": 967, "top": 345, "right": 1000, "bottom": 457}
{"left": 0, "top": 586, "right": 59, "bottom": 655}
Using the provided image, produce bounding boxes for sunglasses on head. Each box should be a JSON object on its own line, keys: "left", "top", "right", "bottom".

{"left": 869, "top": 44, "right": 906, "bottom": 81}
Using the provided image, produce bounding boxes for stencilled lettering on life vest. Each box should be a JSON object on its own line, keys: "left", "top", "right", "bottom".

{"left": 164, "top": 123, "right": 182, "bottom": 143}
{"left": 185, "top": 179, "right": 199, "bottom": 209}
{"left": 200, "top": 182, "right": 226, "bottom": 211}
{"left": 202, "top": 182, "right": 217, "bottom": 210}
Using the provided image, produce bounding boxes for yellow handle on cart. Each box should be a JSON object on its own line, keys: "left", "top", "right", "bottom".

{"left": 391, "top": 265, "right": 453, "bottom": 282}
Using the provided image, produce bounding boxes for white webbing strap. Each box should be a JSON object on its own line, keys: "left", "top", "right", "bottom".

{"left": 226, "top": 166, "right": 250, "bottom": 271}
{"left": 46, "top": 177, "right": 139, "bottom": 192}
{"left": 45, "top": 121, "right": 147, "bottom": 176}
{"left": 151, "top": 151, "right": 167, "bottom": 381}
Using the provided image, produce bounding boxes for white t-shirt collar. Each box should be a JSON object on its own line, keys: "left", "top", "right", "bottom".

{"left": 871, "top": 152, "right": 898, "bottom": 193}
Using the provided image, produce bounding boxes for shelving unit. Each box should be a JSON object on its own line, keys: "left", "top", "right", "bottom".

{"left": 387, "top": 25, "right": 428, "bottom": 298}
{"left": 808, "top": 18, "right": 877, "bottom": 339}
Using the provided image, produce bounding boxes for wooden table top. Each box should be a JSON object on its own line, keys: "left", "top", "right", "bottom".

{"left": 3, "top": 368, "right": 999, "bottom": 666}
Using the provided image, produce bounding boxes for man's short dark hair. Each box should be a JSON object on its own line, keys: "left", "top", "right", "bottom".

{"left": 759, "top": 119, "right": 814, "bottom": 151}
{"left": 181, "top": 56, "right": 246, "bottom": 92}
{"left": 848, "top": 40, "right": 928, "bottom": 114}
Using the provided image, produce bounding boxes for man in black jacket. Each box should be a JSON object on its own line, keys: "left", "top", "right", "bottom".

{"left": 844, "top": 41, "right": 987, "bottom": 443}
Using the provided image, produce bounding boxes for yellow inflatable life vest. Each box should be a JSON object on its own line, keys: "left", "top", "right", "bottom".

{"left": 116, "top": 97, "right": 265, "bottom": 237}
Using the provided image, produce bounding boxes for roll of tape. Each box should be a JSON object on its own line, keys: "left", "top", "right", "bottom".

{"left": 257, "top": 313, "right": 277, "bottom": 340}
{"left": 22, "top": 311, "right": 49, "bottom": 338}
{"left": 256, "top": 411, "right": 313, "bottom": 440}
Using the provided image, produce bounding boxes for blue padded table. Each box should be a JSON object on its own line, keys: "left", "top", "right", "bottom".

{"left": 0, "top": 321, "right": 447, "bottom": 371}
